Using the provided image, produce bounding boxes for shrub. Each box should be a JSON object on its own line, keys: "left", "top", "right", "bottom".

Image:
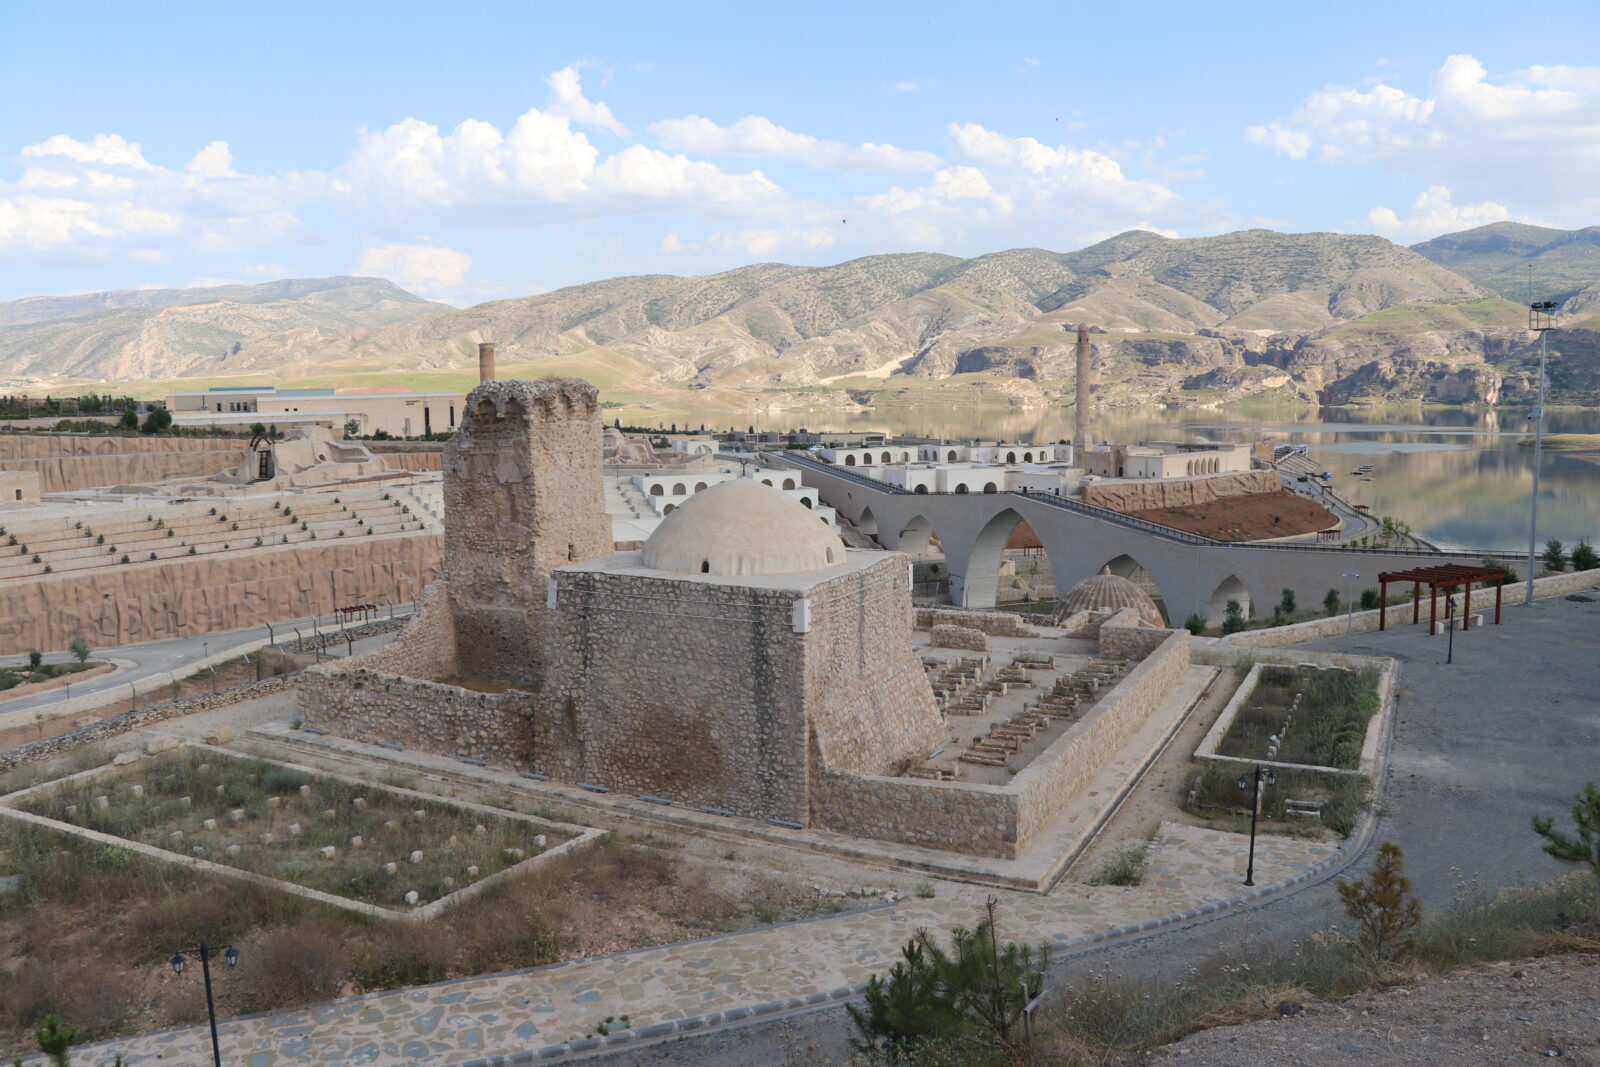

{"left": 70, "top": 635, "right": 90, "bottom": 663}
{"left": 1531, "top": 781, "right": 1600, "bottom": 916}
{"left": 255, "top": 923, "right": 349, "bottom": 1004}
{"left": 1358, "top": 587, "right": 1379, "bottom": 610}
{"left": 849, "top": 899, "right": 1046, "bottom": 1058}
{"left": 120, "top": 554, "right": 129, "bottom": 564}
{"left": 1542, "top": 538, "right": 1567, "bottom": 573}
{"left": 1336, "top": 842, "right": 1422, "bottom": 963}
{"left": 1278, "top": 588, "right": 1297, "bottom": 615}
{"left": 1182, "top": 613, "right": 1206, "bottom": 635}
{"left": 36, "top": 1010, "right": 79, "bottom": 1065}
{"left": 188, "top": 546, "right": 196, "bottom": 555}
{"left": 95, "top": 533, "right": 105, "bottom": 545}
{"left": 262, "top": 767, "right": 309, "bottom": 794}
{"left": 1220, "top": 599, "right": 1245, "bottom": 635}
{"left": 1323, "top": 587, "right": 1340, "bottom": 616}
{"left": 28, "top": 649, "right": 41, "bottom": 670}
{"left": 30, "top": 552, "right": 40, "bottom": 563}
{"left": 1088, "top": 842, "right": 1149, "bottom": 886}
{"left": 42, "top": 564, "right": 51, "bottom": 573}
{"left": 1571, "top": 537, "right": 1599, "bottom": 572}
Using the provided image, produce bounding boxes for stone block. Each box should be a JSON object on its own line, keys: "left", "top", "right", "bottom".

{"left": 383, "top": 862, "right": 397, "bottom": 874}
{"left": 144, "top": 736, "right": 181, "bottom": 755}
{"left": 349, "top": 835, "right": 363, "bottom": 849}
{"left": 404, "top": 890, "right": 419, "bottom": 905}
{"left": 129, "top": 784, "right": 143, "bottom": 798}
{"left": 225, "top": 844, "right": 242, "bottom": 858}
{"left": 228, "top": 808, "right": 245, "bottom": 824}
{"left": 288, "top": 822, "right": 303, "bottom": 837}
{"left": 260, "top": 833, "right": 274, "bottom": 845}
{"left": 931, "top": 624, "right": 988, "bottom": 652}
{"left": 202, "top": 819, "right": 217, "bottom": 831}
{"left": 111, "top": 752, "right": 141, "bottom": 766}
{"left": 409, "top": 850, "right": 424, "bottom": 864}
{"left": 94, "top": 795, "right": 109, "bottom": 810}
{"left": 298, "top": 784, "right": 312, "bottom": 798}
{"left": 204, "top": 727, "right": 235, "bottom": 746}
{"left": 320, "top": 846, "right": 337, "bottom": 859}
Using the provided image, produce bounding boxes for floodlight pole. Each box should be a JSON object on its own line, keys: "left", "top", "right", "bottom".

{"left": 1525, "top": 311, "right": 1552, "bottom": 605}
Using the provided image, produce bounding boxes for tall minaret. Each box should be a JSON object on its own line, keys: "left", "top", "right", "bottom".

{"left": 477, "top": 341, "right": 496, "bottom": 383}
{"left": 1072, "top": 324, "right": 1092, "bottom": 459}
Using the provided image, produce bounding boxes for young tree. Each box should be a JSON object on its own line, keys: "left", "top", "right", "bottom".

{"left": 1221, "top": 599, "right": 1246, "bottom": 635}
{"left": 849, "top": 898, "right": 1047, "bottom": 1058}
{"left": 118, "top": 405, "right": 139, "bottom": 430}
{"left": 69, "top": 635, "right": 91, "bottom": 663}
{"left": 1532, "top": 781, "right": 1600, "bottom": 916}
{"left": 35, "top": 1011, "right": 78, "bottom": 1067}
{"left": 1336, "top": 842, "right": 1422, "bottom": 963}
{"left": 1183, "top": 613, "right": 1207, "bottom": 636}
{"left": 1323, "top": 587, "right": 1341, "bottom": 617}
{"left": 140, "top": 407, "right": 172, "bottom": 434}
{"left": 27, "top": 648, "right": 42, "bottom": 670}
{"left": 1359, "top": 588, "right": 1380, "bottom": 611}
{"left": 1278, "top": 588, "right": 1297, "bottom": 616}
{"left": 344, "top": 418, "right": 361, "bottom": 438}
{"left": 1542, "top": 538, "right": 1567, "bottom": 574}
{"left": 1571, "top": 537, "right": 1600, "bottom": 571}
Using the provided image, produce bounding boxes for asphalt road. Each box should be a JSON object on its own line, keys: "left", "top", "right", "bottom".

{"left": 590, "top": 590, "right": 1600, "bottom": 1066}
{"left": 0, "top": 608, "right": 410, "bottom": 720}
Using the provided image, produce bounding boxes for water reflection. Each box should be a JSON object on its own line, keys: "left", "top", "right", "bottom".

{"left": 710, "top": 400, "right": 1600, "bottom": 552}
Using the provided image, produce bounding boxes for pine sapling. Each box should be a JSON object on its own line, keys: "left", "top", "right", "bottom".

{"left": 1532, "top": 781, "right": 1600, "bottom": 918}
{"left": 1336, "top": 842, "right": 1422, "bottom": 963}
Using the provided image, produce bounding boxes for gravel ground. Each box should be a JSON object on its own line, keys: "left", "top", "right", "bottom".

{"left": 1147, "top": 952, "right": 1600, "bottom": 1065}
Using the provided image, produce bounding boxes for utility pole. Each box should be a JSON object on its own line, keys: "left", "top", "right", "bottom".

{"left": 1525, "top": 299, "right": 1557, "bottom": 605}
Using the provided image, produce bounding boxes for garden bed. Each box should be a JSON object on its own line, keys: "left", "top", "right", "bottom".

{"left": 2, "top": 744, "right": 599, "bottom": 918}
{"left": 0, "top": 660, "right": 110, "bottom": 702}
{"left": 1196, "top": 662, "right": 1388, "bottom": 775}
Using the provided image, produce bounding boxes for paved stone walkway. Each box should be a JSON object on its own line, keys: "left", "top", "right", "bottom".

{"left": 51, "top": 823, "right": 1332, "bottom": 1066}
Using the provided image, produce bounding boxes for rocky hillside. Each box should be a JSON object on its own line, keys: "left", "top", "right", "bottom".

{"left": 11, "top": 227, "right": 1600, "bottom": 407}
{"left": 1411, "top": 221, "right": 1600, "bottom": 302}
{"left": 0, "top": 277, "right": 445, "bottom": 381}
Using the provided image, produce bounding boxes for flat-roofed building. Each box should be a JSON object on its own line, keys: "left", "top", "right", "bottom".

{"left": 168, "top": 386, "right": 462, "bottom": 438}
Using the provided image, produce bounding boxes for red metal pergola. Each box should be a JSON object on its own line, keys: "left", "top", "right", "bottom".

{"left": 1377, "top": 564, "right": 1506, "bottom": 632}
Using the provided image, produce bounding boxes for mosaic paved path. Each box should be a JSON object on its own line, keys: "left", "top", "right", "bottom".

{"left": 49, "top": 824, "right": 1333, "bottom": 1066}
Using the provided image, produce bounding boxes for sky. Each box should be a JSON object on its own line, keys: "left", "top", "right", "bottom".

{"left": 2, "top": 0, "right": 1600, "bottom": 305}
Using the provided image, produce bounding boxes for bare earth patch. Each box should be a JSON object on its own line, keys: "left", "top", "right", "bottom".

{"left": 1146, "top": 952, "right": 1600, "bottom": 1065}
{"left": 1128, "top": 490, "right": 1337, "bottom": 542}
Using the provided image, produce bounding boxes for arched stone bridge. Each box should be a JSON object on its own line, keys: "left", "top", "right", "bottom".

{"left": 777, "top": 453, "right": 1509, "bottom": 623}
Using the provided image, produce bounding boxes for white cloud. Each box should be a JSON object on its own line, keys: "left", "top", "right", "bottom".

{"left": 648, "top": 115, "right": 939, "bottom": 173}
{"left": 357, "top": 242, "right": 472, "bottom": 296}
{"left": 891, "top": 81, "right": 919, "bottom": 93}
{"left": 662, "top": 227, "right": 836, "bottom": 258}
{"left": 0, "top": 133, "right": 306, "bottom": 260}
{"left": 1365, "top": 185, "right": 1522, "bottom": 242}
{"left": 543, "top": 66, "right": 628, "bottom": 136}
{"left": 1248, "top": 54, "right": 1600, "bottom": 212}
{"left": 850, "top": 124, "right": 1200, "bottom": 251}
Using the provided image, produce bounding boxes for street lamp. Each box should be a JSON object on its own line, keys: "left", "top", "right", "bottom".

{"left": 169, "top": 940, "right": 239, "bottom": 1067}
{"left": 1237, "top": 766, "right": 1277, "bottom": 886}
{"left": 1342, "top": 572, "right": 1360, "bottom": 645}
{"left": 1445, "top": 592, "right": 1457, "bottom": 665}
{"left": 1525, "top": 299, "right": 1557, "bottom": 605}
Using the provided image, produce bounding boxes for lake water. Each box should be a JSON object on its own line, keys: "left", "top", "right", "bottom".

{"left": 722, "top": 402, "right": 1600, "bottom": 553}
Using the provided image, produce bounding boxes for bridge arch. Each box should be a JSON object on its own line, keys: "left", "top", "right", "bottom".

{"left": 1206, "top": 575, "right": 1253, "bottom": 625}
{"left": 857, "top": 506, "right": 878, "bottom": 537}
{"left": 890, "top": 514, "right": 942, "bottom": 558}
{"left": 953, "top": 507, "right": 1066, "bottom": 611}
{"left": 1098, "top": 553, "right": 1169, "bottom": 623}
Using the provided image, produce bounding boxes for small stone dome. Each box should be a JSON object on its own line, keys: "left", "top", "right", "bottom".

{"left": 1057, "top": 573, "right": 1163, "bottom": 627}
{"left": 640, "top": 479, "right": 846, "bottom": 576}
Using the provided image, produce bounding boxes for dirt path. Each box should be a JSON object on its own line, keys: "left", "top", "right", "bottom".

{"left": 1146, "top": 951, "right": 1600, "bottom": 1065}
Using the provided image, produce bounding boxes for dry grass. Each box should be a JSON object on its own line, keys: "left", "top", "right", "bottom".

{"left": 0, "top": 805, "right": 835, "bottom": 1054}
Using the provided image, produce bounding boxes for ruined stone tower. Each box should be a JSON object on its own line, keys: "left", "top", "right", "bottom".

{"left": 443, "top": 378, "right": 610, "bottom": 683}
{"left": 477, "top": 341, "right": 495, "bottom": 383}
{"left": 1073, "top": 323, "right": 1092, "bottom": 459}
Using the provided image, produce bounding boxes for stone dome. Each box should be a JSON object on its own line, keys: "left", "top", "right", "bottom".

{"left": 640, "top": 479, "right": 846, "bottom": 576}
{"left": 1057, "top": 573, "right": 1163, "bottom": 627}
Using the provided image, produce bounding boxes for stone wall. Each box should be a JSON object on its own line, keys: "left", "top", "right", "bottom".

{"left": 298, "top": 667, "right": 537, "bottom": 767}
{"left": 0, "top": 434, "right": 244, "bottom": 492}
{"left": 1097, "top": 610, "right": 1175, "bottom": 659}
{"left": 0, "top": 470, "right": 40, "bottom": 507}
{"left": 931, "top": 624, "right": 988, "bottom": 651}
{"left": 1082, "top": 469, "right": 1278, "bottom": 513}
{"left": 335, "top": 579, "right": 458, "bottom": 680}
{"left": 914, "top": 607, "right": 1039, "bottom": 637}
{"left": 810, "top": 759, "right": 1018, "bottom": 856}
{"left": 381, "top": 452, "right": 442, "bottom": 472}
{"left": 548, "top": 568, "right": 812, "bottom": 821}
{"left": 444, "top": 380, "right": 611, "bottom": 685}
{"left": 1011, "top": 628, "right": 1190, "bottom": 850}
{"left": 0, "top": 532, "right": 442, "bottom": 654}
{"left": 809, "top": 627, "right": 1192, "bottom": 859}
{"left": 800, "top": 556, "right": 945, "bottom": 778}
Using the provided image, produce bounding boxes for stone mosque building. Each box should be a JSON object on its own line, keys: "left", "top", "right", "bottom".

{"left": 299, "top": 378, "right": 944, "bottom": 827}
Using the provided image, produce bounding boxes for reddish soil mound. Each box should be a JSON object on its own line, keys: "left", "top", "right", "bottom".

{"left": 1127, "top": 490, "right": 1336, "bottom": 542}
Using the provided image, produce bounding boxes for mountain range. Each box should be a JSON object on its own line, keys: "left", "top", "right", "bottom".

{"left": 6, "top": 224, "right": 1600, "bottom": 407}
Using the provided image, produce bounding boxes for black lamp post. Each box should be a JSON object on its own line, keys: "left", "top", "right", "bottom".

{"left": 170, "top": 940, "right": 239, "bottom": 1067}
{"left": 1237, "top": 766, "right": 1277, "bottom": 886}
{"left": 1445, "top": 592, "right": 1457, "bottom": 665}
